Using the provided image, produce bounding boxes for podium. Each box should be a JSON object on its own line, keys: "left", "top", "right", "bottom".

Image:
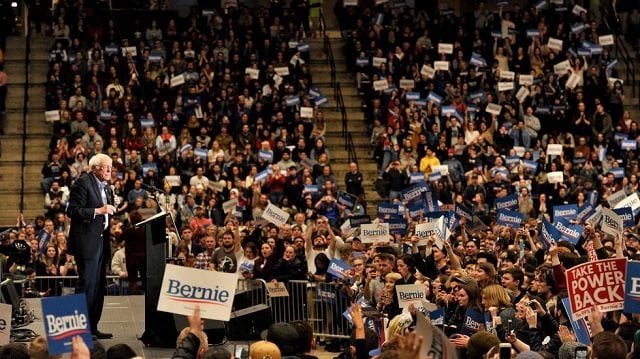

{"left": 135, "top": 211, "right": 176, "bottom": 347}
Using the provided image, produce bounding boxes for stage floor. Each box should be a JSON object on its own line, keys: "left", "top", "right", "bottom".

{"left": 19, "top": 296, "right": 337, "bottom": 359}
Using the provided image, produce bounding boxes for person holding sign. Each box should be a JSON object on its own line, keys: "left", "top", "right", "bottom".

{"left": 66, "top": 153, "right": 118, "bottom": 339}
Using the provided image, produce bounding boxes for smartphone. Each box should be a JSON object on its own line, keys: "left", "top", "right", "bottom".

{"left": 529, "top": 301, "right": 537, "bottom": 309}
{"left": 505, "top": 319, "right": 512, "bottom": 335}
{"left": 499, "top": 343, "right": 511, "bottom": 359}
{"left": 575, "top": 347, "right": 588, "bottom": 359}
{"left": 235, "top": 344, "right": 248, "bottom": 359}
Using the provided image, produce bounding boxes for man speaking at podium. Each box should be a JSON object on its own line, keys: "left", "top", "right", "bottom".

{"left": 66, "top": 153, "right": 118, "bottom": 340}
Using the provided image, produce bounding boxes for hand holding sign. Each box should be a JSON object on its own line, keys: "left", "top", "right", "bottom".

{"left": 70, "top": 336, "right": 90, "bottom": 359}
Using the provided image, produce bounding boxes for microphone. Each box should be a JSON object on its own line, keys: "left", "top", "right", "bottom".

{"left": 104, "top": 183, "right": 114, "bottom": 206}
{"left": 140, "top": 182, "right": 166, "bottom": 194}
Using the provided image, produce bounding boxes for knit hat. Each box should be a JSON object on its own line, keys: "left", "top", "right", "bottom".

{"left": 466, "top": 332, "right": 500, "bottom": 359}
{"left": 516, "top": 351, "right": 544, "bottom": 359}
{"left": 250, "top": 341, "right": 281, "bottom": 359}
{"left": 558, "top": 341, "right": 588, "bottom": 359}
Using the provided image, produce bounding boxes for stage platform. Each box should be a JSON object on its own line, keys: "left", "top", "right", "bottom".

{"left": 17, "top": 296, "right": 337, "bottom": 359}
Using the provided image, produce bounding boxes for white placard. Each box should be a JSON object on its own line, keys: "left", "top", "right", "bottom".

{"left": 547, "top": 37, "right": 563, "bottom": 51}
{"left": 438, "top": 43, "right": 453, "bottom": 54}
{"left": 373, "top": 79, "right": 389, "bottom": 91}
{"left": 500, "top": 71, "right": 515, "bottom": 81}
{"left": 266, "top": 282, "right": 289, "bottom": 297}
{"left": 262, "top": 203, "right": 290, "bottom": 227}
{"left": 601, "top": 207, "right": 623, "bottom": 237}
{"left": 274, "top": 66, "right": 290, "bottom": 76}
{"left": 372, "top": 57, "right": 387, "bottom": 67}
{"left": 158, "top": 264, "right": 237, "bottom": 321}
{"left": 165, "top": 175, "right": 181, "bottom": 187}
{"left": 498, "top": 81, "right": 514, "bottom": 92}
{"left": 45, "top": 110, "right": 60, "bottom": 122}
{"left": 300, "top": 107, "right": 314, "bottom": 118}
{"left": 0, "top": 303, "right": 10, "bottom": 345}
{"left": 614, "top": 192, "right": 640, "bottom": 214}
{"left": 566, "top": 73, "right": 579, "bottom": 89}
{"left": 222, "top": 198, "right": 238, "bottom": 213}
{"left": 608, "top": 77, "right": 624, "bottom": 88}
{"left": 431, "top": 165, "right": 449, "bottom": 176}
{"left": 434, "top": 61, "right": 449, "bottom": 71}
{"left": 399, "top": 79, "right": 415, "bottom": 89}
{"left": 608, "top": 189, "right": 627, "bottom": 207}
{"left": 599, "top": 34, "right": 614, "bottom": 46}
{"left": 170, "top": 74, "right": 185, "bottom": 88}
{"left": 360, "top": 223, "right": 390, "bottom": 244}
{"left": 421, "top": 65, "right": 435, "bottom": 78}
{"left": 486, "top": 103, "right": 502, "bottom": 115}
{"left": 519, "top": 74, "right": 534, "bottom": 85}
{"left": 245, "top": 68, "right": 260, "bottom": 80}
{"left": 516, "top": 86, "right": 530, "bottom": 103}
{"left": 572, "top": 4, "right": 587, "bottom": 15}
{"left": 396, "top": 284, "right": 426, "bottom": 309}
{"left": 547, "top": 144, "right": 563, "bottom": 156}
{"left": 344, "top": 0, "right": 358, "bottom": 5}
{"left": 513, "top": 146, "right": 525, "bottom": 157}
{"left": 121, "top": 46, "right": 137, "bottom": 57}
{"left": 547, "top": 171, "right": 564, "bottom": 184}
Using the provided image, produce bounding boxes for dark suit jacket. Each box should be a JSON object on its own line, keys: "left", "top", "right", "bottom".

{"left": 66, "top": 173, "right": 109, "bottom": 259}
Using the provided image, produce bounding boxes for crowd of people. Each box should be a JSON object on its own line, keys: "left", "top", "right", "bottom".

{"left": 0, "top": 0, "right": 638, "bottom": 358}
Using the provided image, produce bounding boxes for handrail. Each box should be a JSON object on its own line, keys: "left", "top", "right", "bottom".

{"left": 20, "top": 4, "right": 32, "bottom": 213}
{"left": 600, "top": 4, "right": 636, "bottom": 103}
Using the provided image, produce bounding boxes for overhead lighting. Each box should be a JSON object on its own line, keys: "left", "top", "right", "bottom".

{"left": 11, "top": 2, "right": 17, "bottom": 7}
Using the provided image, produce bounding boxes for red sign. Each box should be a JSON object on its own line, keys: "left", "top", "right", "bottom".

{"left": 566, "top": 258, "right": 626, "bottom": 320}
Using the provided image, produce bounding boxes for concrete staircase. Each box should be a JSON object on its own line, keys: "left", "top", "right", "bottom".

{"left": 308, "top": 34, "right": 383, "bottom": 216}
{"left": 2, "top": 36, "right": 52, "bottom": 225}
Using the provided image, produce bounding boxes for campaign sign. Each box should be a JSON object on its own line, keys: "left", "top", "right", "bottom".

{"left": 455, "top": 203, "right": 472, "bottom": 222}
{"left": 0, "top": 303, "right": 9, "bottom": 345}
{"left": 410, "top": 172, "right": 426, "bottom": 184}
{"left": 496, "top": 209, "right": 524, "bottom": 228}
{"left": 266, "top": 282, "right": 289, "bottom": 297}
{"left": 424, "top": 190, "right": 439, "bottom": 213}
{"left": 401, "top": 184, "right": 429, "bottom": 202}
{"left": 377, "top": 203, "right": 400, "bottom": 219}
{"left": 554, "top": 218, "right": 583, "bottom": 245}
{"left": 540, "top": 218, "right": 559, "bottom": 248}
{"left": 615, "top": 192, "right": 640, "bottom": 216}
{"left": 337, "top": 192, "right": 356, "bottom": 210}
{"left": 429, "top": 306, "right": 445, "bottom": 326}
{"left": 360, "top": 223, "right": 390, "bottom": 244}
{"left": 610, "top": 167, "right": 625, "bottom": 179}
{"left": 415, "top": 222, "right": 436, "bottom": 241}
{"left": 608, "top": 189, "right": 627, "bottom": 207}
{"left": 624, "top": 261, "right": 640, "bottom": 313}
{"left": 158, "top": 264, "right": 237, "bottom": 321}
{"left": 396, "top": 284, "right": 425, "bottom": 309}
{"left": 262, "top": 203, "right": 290, "bottom": 227}
{"left": 613, "top": 207, "right": 635, "bottom": 227}
{"left": 553, "top": 204, "right": 578, "bottom": 222}
{"left": 388, "top": 217, "right": 408, "bottom": 235}
{"left": 42, "top": 294, "right": 93, "bottom": 355}
{"left": 407, "top": 199, "right": 426, "bottom": 220}
{"left": 601, "top": 208, "right": 623, "bottom": 237}
{"left": 576, "top": 204, "right": 595, "bottom": 222}
{"left": 327, "top": 258, "right": 353, "bottom": 280}
{"left": 566, "top": 258, "right": 627, "bottom": 320}
{"left": 495, "top": 194, "right": 518, "bottom": 211}
{"left": 621, "top": 139, "right": 637, "bottom": 151}
{"left": 461, "top": 308, "right": 485, "bottom": 335}
{"left": 561, "top": 297, "right": 592, "bottom": 345}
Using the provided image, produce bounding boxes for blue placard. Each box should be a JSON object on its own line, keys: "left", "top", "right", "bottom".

{"left": 469, "top": 54, "right": 487, "bottom": 67}
{"left": 406, "top": 92, "right": 421, "bottom": 100}
{"left": 426, "top": 92, "right": 442, "bottom": 104}
{"left": 587, "top": 190, "right": 599, "bottom": 207}
{"left": 309, "top": 88, "right": 322, "bottom": 98}
{"left": 429, "top": 307, "right": 445, "bottom": 325}
{"left": 461, "top": 308, "right": 485, "bottom": 335}
{"left": 383, "top": 85, "right": 398, "bottom": 95}
{"left": 349, "top": 215, "right": 371, "bottom": 228}
{"left": 377, "top": 203, "right": 400, "bottom": 218}
{"left": 254, "top": 168, "right": 271, "bottom": 183}
{"left": 523, "top": 159, "right": 538, "bottom": 173}
{"left": 613, "top": 207, "right": 635, "bottom": 227}
{"left": 571, "top": 23, "right": 586, "bottom": 33}
{"left": 375, "top": 13, "right": 384, "bottom": 25}
{"left": 554, "top": 218, "right": 583, "bottom": 245}
{"left": 410, "top": 172, "right": 425, "bottom": 184}
{"left": 401, "top": 184, "right": 429, "bottom": 202}
{"left": 495, "top": 193, "right": 518, "bottom": 211}
{"left": 576, "top": 204, "right": 595, "bottom": 222}
{"left": 505, "top": 156, "right": 520, "bottom": 167}
{"left": 105, "top": 45, "right": 119, "bottom": 55}
{"left": 141, "top": 163, "right": 158, "bottom": 175}
{"left": 424, "top": 190, "right": 439, "bottom": 212}
{"left": 470, "top": 90, "right": 484, "bottom": 100}
{"left": 285, "top": 96, "right": 300, "bottom": 107}
{"left": 179, "top": 144, "right": 192, "bottom": 153}
{"left": 194, "top": 148, "right": 207, "bottom": 160}
{"left": 491, "top": 30, "right": 502, "bottom": 38}
{"left": 327, "top": 258, "right": 352, "bottom": 280}
{"left": 304, "top": 185, "right": 319, "bottom": 194}
{"left": 407, "top": 198, "right": 426, "bottom": 220}
{"left": 388, "top": 217, "right": 408, "bottom": 235}
{"left": 614, "top": 132, "right": 628, "bottom": 142}
{"left": 42, "top": 294, "right": 94, "bottom": 355}
{"left": 414, "top": 99, "right": 427, "bottom": 107}
{"left": 561, "top": 297, "right": 592, "bottom": 345}
{"left": 610, "top": 167, "right": 625, "bottom": 179}
{"left": 337, "top": 191, "right": 356, "bottom": 210}
{"left": 624, "top": 261, "right": 640, "bottom": 314}
{"left": 622, "top": 139, "right": 637, "bottom": 151}
{"left": 140, "top": 117, "right": 154, "bottom": 128}
{"left": 540, "top": 217, "right": 559, "bottom": 249}
{"left": 315, "top": 96, "right": 329, "bottom": 106}
{"left": 234, "top": 206, "right": 243, "bottom": 221}
{"left": 356, "top": 57, "right": 369, "bottom": 67}
{"left": 297, "top": 43, "right": 310, "bottom": 52}
{"left": 455, "top": 203, "right": 472, "bottom": 222}
{"left": 526, "top": 29, "right": 540, "bottom": 37}
{"left": 429, "top": 172, "right": 442, "bottom": 182}
{"left": 553, "top": 204, "right": 578, "bottom": 221}
{"left": 578, "top": 48, "right": 591, "bottom": 57}
{"left": 259, "top": 150, "right": 274, "bottom": 162}
{"left": 496, "top": 209, "right": 524, "bottom": 228}
{"left": 99, "top": 110, "right": 112, "bottom": 121}
{"left": 535, "top": 106, "right": 550, "bottom": 115}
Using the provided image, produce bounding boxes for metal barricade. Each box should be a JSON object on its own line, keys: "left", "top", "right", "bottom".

{"left": 269, "top": 280, "right": 351, "bottom": 339}
{"left": 29, "top": 275, "right": 129, "bottom": 297}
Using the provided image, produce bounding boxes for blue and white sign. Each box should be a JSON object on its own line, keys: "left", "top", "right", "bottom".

{"left": 540, "top": 217, "right": 559, "bottom": 249}
{"left": 327, "top": 258, "right": 353, "bottom": 280}
{"left": 613, "top": 207, "right": 635, "bottom": 228}
{"left": 554, "top": 218, "right": 584, "bottom": 245}
{"left": 495, "top": 194, "right": 518, "bottom": 211}
{"left": 388, "top": 217, "right": 408, "bottom": 235}
{"left": 496, "top": 209, "right": 524, "bottom": 228}
{"left": 553, "top": 204, "right": 578, "bottom": 222}
{"left": 624, "top": 261, "right": 640, "bottom": 314}
{"left": 377, "top": 203, "right": 400, "bottom": 219}
{"left": 42, "top": 294, "right": 93, "bottom": 355}
{"left": 258, "top": 150, "right": 274, "bottom": 162}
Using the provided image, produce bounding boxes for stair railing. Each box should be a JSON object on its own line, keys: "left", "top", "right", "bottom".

{"left": 19, "top": 3, "right": 31, "bottom": 214}
{"left": 600, "top": 4, "right": 637, "bottom": 105}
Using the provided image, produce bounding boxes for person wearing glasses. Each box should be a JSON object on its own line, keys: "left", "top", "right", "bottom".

{"left": 66, "top": 153, "right": 118, "bottom": 340}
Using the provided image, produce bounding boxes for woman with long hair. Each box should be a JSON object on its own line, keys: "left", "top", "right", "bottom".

{"left": 482, "top": 284, "right": 518, "bottom": 341}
